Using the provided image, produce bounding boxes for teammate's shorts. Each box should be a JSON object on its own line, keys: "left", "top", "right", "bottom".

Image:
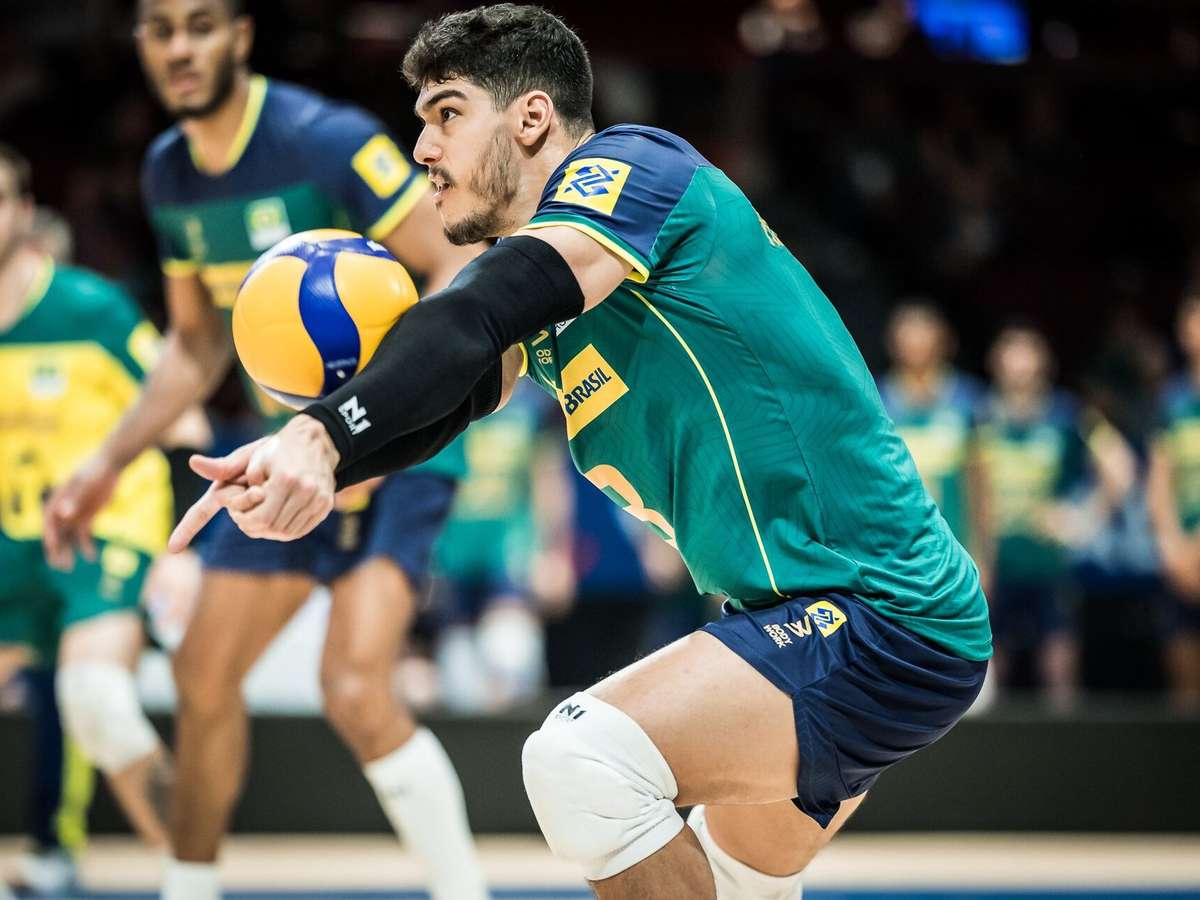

{"left": 0, "top": 533, "right": 151, "bottom": 665}
{"left": 200, "top": 471, "right": 457, "bottom": 587}
{"left": 429, "top": 574, "right": 528, "bottom": 626}
{"left": 702, "top": 592, "right": 987, "bottom": 828}
{"left": 989, "top": 579, "right": 1073, "bottom": 650}
{"left": 1164, "top": 590, "right": 1200, "bottom": 636}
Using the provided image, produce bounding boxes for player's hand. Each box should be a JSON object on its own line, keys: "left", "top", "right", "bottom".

{"left": 169, "top": 417, "right": 339, "bottom": 550}
{"left": 43, "top": 454, "right": 122, "bottom": 570}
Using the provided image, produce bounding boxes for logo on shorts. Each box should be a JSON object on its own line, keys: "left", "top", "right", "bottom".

{"left": 762, "top": 599, "right": 848, "bottom": 648}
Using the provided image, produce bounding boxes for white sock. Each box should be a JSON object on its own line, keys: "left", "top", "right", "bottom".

{"left": 364, "top": 728, "right": 489, "bottom": 900}
{"left": 162, "top": 859, "right": 219, "bottom": 900}
{"left": 688, "top": 805, "right": 804, "bottom": 900}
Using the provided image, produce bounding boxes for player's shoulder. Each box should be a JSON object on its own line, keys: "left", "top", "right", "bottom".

{"left": 269, "top": 79, "right": 385, "bottom": 147}
{"left": 1046, "top": 389, "right": 1083, "bottom": 429}
{"left": 141, "top": 125, "right": 191, "bottom": 205}
{"left": 1162, "top": 373, "right": 1197, "bottom": 417}
{"left": 48, "top": 264, "right": 140, "bottom": 321}
{"left": 555, "top": 124, "right": 710, "bottom": 183}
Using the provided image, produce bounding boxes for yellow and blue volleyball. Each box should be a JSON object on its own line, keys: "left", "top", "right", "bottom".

{"left": 232, "top": 228, "right": 418, "bottom": 409}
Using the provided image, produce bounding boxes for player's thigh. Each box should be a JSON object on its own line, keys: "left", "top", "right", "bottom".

{"left": 323, "top": 556, "right": 415, "bottom": 676}
{"left": 589, "top": 630, "right": 799, "bottom": 806}
{"left": 57, "top": 610, "right": 143, "bottom": 670}
{"left": 703, "top": 794, "right": 867, "bottom": 876}
{"left": 174, "top": 568, "right": 314, "bottom": 692}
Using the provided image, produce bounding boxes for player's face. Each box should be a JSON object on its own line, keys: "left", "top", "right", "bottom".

{"left": 413, "top": 79, "right": 521, "bottom": 245}
{"left": 993, "top": 332, "right": 1049, "bottom": 392}
{"left": 890, "top": 312, "right": 947, "bottom": 371}
{"left": 0, "top": 165, "right": 33, "bottom": 269}
{"left": 135, "top": 0, "right": 251, "bottom": 120}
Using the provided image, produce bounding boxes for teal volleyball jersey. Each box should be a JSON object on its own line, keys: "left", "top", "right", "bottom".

{"left": 521, "top": 125, "right": 991, "bottom": 661}
{"left": 1159, "top": 376, "right": 1200, "bottom": 531}
{"left": 878, "top": 372, "right": 982, "bottom": 545}
{"left": 977, "top": 393, "right": 1088, "bottom": 583}
{"left": 141, "top": 76, "right": 463, "bottom": 477}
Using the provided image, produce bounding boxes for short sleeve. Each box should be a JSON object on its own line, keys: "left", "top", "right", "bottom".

{"left": 141, "top": 151, "right": 198, "bottom": 279}
{"left": 527, "top": 127, "right": 707, "bottom": 283}
{"left": 305, "top": 106, "right": 429, "bottom": 241}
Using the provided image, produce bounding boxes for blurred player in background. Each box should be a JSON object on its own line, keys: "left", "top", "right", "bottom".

{"left": 171, "top": 7, "right": 996, "bottom": 897}
{"left": 1147, "top": 292, "right": 1200, "bottom": 707}
{"left": 0, "top": 144, "right": 174, "bottom": 865}
{"left": 5, "top": 202, "right": 92, "bottom": 897}
{"left": 431, "top": 382, "right": 553, "bottom": 711}
{"left": 41, "top": 2, "right": 488, "bottom": 899}
{"left": 879, "top": 302, "right": 992, "bottom": 589}
{"left": 979, "top": 325, "right": 1131, "bottom": 702}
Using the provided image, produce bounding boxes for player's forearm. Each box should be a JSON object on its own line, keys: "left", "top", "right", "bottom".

{"left": 303, "top": 236, "right": 582, "bottom": 472}
{"left": 101, "top": 328, "right": 232, "bottom": 469}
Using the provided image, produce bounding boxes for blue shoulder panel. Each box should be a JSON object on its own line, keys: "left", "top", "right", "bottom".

{"left": 528, "top": 124, "right": 709, "bottom": 281}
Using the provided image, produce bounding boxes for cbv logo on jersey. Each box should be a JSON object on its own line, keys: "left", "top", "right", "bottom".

{"left": 558, "top": 344, "right": 628, "bottom": 439}
{"left": 763, "top": 599, "right": 848, "bottom": 649}
{"left": 553, "top": 157, "right": 632, "bottom": 216}
{"left": 246, "top": 197, "right": 292, "bottom": 251}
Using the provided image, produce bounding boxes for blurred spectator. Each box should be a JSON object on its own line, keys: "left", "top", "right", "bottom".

{"left": 1147, "top": 293, "right": 1200, "bottom": 708}
{"left": 879, "top": 302, "right": 992, "bottom": 588}
{"left": 428, "top": 384, "right": 555, "bottom": 712}
{"left": 979, "top": 325, "right": 1134, "bottom": 703}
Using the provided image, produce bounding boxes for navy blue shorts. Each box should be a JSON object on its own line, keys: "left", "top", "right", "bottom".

{"left": 702, "top": 593, "right": 987, "bottom": 828}
{"left": 200, "top": 472, "right": 457, "bottom": 586}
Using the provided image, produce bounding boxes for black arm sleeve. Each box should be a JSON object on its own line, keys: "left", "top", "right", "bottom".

{"left": 301, "top": 235, "right": 583, "bottom": 473}
{"left": 333, "top": 361, "right": 500, "bottom": 489}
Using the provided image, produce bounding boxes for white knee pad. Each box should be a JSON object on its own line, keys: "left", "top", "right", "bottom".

{"left": 522, "top": 692, "right": 684, "bottom": 881}
{"left": 688, "top": 805, "right": 805, "bottom": 900}
{"left": 56, "top": 662, "right": 159, "bottom": 774}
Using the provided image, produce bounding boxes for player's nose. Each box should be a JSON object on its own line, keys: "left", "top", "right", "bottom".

{"left": 413, "top": 127, "right": 440, "bottom": 167}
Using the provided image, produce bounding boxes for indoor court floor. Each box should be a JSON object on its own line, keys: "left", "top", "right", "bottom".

{"left": 3, "top": 833, "right": 1198, "bottom": 899}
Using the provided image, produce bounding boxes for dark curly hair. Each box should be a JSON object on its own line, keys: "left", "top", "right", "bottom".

{"left": 403, "top": 4, "right": 594, "bottom": 138}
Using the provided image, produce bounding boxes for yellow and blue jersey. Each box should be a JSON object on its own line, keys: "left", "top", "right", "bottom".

{"left": 0, "top": 257, "right": 171, "bottom": 553}
{"left": 1159, "top": 375, "right": 1200, "bottom": 531}
{"left": 141, "top": 75, "right": 462, "bottom": 476}
{"left": 520, "top": 124, "right": 990, "bottom": 662}
{"left": 878, "top": 371, "right": 983, "bottom": 545}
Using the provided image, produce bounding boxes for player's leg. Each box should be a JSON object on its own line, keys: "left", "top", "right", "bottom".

{"left": 46, "top": 541, "right": 167, "bottom": 847}
{"left": 320, "top": 473, "right": 488, "bottom": 900}
{"left": 56, "top": 610, "right": 168, "bottom": 847}
{"left": 168, "top": 568, "right": 312, "bottom": 867}
{"left": 687, "top": 797, "right": 865, "bottom": 898}
{"left": 522, "top": 595, "right": 986, "bottom": 899}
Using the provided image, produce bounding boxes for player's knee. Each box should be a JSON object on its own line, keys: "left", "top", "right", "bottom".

{"left": 320, "top": 664, "right": 389, "bottom": 735}
{"left": 56, "top": 662, "right": 159, "bottom": 774}
{"left": 521, "top": 692, "right": 683, "bottom": 881}
{"left": 172, "top": 646, "right": 240, "bottom": 722}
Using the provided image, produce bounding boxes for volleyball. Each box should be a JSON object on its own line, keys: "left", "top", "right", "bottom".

{"left": 232, "top": 228, "right": 418, "bottom": 409}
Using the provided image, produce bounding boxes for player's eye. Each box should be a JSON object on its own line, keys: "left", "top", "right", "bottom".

{"left": 440, "top": 107, "right": 458, "bottom": 123}
{"left": 189, "top": 18, "right": 215, "bottom": 36}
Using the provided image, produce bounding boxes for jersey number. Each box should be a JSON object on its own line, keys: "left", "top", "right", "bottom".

{"left": 583, "top": 464, "right": 675, "bottom": 545}
{"left": 2, "top": 455, "right": 46, "bottom": 540}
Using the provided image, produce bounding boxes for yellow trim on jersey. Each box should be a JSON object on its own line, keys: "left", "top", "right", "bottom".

{"left": 366, "top": 177, "right": 430, "bottom": 241}
{"left": 517, "top": 343, "right": 529, "bottom": 378}
{"left": 162, "top": 258, "right": 199, "bottom": 278}
{"left": 187, "top": 75, "right": 267, "bottom": 176}
{"left": 630, "top": 288, "right": 785, "bottom": 598}
{"left": 22, "top": 254, "right": 54, "bottom": 318}
{"left": 524, "top": 220, "right": 650, "bottom": 283}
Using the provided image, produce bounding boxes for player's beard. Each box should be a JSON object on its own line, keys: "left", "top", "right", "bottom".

{"left": 443, "top": 127, "right": 520, "bottom": 246}
{"left": 162, "top": 49, "right": 238, "bottom": 121}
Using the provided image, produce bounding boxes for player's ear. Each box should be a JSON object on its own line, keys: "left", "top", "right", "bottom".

{"left": 515, "top": 91, "right": 553, "bottom": 148}
{"left": 232, "top": 14, "right": 254, "bottom": 64}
